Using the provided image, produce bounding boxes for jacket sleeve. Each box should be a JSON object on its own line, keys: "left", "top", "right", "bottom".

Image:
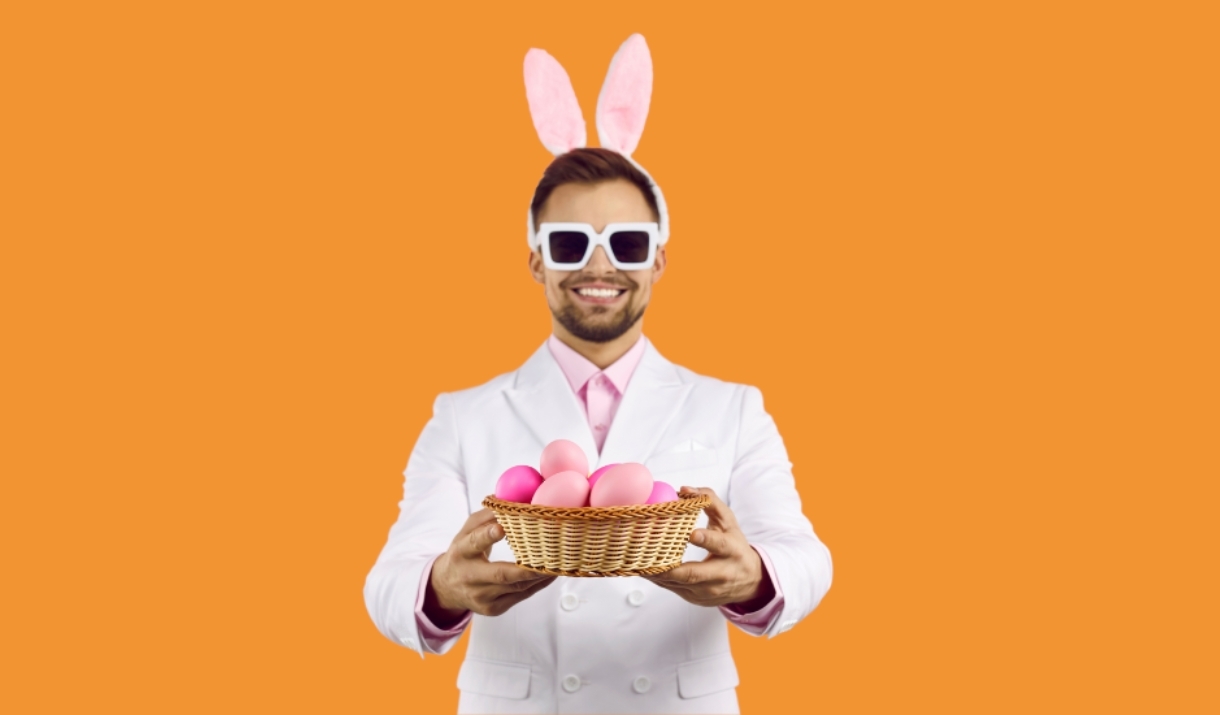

{"left": 726, "top": 385, "right": 833, "bottom": 638}
{"left": 363, "top": 392, "right": 472, "bottom": 657}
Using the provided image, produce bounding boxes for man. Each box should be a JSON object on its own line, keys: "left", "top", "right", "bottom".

{"left": 364, "top": 36, "right": 832, "bottom": 715}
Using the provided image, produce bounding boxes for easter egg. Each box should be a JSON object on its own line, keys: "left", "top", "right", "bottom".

{"left": 645, "top": 480, "right": 679, "bottom": 504}
{"left": 589, "top": 462, "right": 654, "bottom": 507}
{"left": 494, "top": 465, "right": 544, "bottom": 503}
{"left": 540, "top": 439, "right": 588, "bottom": 479}
{"left": 587, "top": 463, "right": 619, "bottom": 491}
{"left": 531, "top": 470, "right": 590, "bottom": 507}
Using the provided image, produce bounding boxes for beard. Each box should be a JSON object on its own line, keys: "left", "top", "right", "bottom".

{"left": 552, "top": 274, "right": 647, "bottom": 343}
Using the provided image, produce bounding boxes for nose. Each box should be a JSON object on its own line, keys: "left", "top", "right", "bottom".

{"left": 584, "top": 246, "right": 616, "bottom": 274}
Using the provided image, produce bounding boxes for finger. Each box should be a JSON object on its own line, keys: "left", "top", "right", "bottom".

{"left": 495, "top": 574, "right": 557, "bottom": 602}
{"left": 639, "top": 576, "right": 707, "bottom": 606}
{"left": 453, "top": 509, "right": 498, "bottom": 547}
{"left": 641, "top": 572, "right": 688, "bottom": 593}
{"left": 647, "top": 562, "right": 737, "bottom": 607}
{"left": 459, "top": 508, "right": 499, "bottom": 533}
{"left": 648, "top": 563, "right": 704, "bottom": 587}
{"left": 680, "top": 486, "right": 739, "bottom": 531}
{"left": 458, "top": 516, "right": 506, "bottom": 559}
{"left": 477, "top": 561, "right": 555, "bottom": 589}
{"left": 486, "top": 576, "right": 558, "bottom": 616}
{"left": 690, "top": 528, "right": 738, "bottom": 558}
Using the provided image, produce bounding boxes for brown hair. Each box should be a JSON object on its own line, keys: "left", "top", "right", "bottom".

{"left": 530, "top": 148, "right": 660, "bottom": 226}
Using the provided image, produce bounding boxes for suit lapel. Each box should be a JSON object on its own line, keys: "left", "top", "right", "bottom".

{"left": 598, "top": 342, "right": 692, "bottom": 468}
{"left": 504, "top": 343, "right": 599, "bottom": 470}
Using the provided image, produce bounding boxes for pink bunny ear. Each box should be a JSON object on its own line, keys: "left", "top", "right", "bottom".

{"left": 524, "top": 48, "right": 586, "bottom": 155}
{"left": 596, "top": 34, "right": 653, "bottom": 156}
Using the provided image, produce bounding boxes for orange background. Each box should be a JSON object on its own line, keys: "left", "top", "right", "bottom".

{"left": 3, "top": 1, "right": 1217, "bottom": 713}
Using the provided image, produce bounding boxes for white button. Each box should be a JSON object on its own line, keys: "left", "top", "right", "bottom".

{"left": 632, "top": 676, "right": 652, "bottom": 694}
{"left": 627, "top": 590, "right": 644, "bottom": 606}
{"left": 561, "top": 593, "right": 579, "bottom": 611}
{"left": 562, "top": 674, "right": 581, "bottom": 693}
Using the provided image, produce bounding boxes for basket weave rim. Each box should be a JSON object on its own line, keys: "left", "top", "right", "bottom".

{"left": 483, "top": 492, "right": 709, "bottom": 519}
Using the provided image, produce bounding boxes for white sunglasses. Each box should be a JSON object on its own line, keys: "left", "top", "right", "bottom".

{"left": 537, "top": 222, "right": 660, "bottom": 271}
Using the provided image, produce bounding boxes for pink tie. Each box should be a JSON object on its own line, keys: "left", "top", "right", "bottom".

{"left": 586, "top": 373, "right": 618, "bottom": 452}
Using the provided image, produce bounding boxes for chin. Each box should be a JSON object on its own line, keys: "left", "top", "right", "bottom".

{"left": 553, "top": 301, "right": 646, "bottom": 344}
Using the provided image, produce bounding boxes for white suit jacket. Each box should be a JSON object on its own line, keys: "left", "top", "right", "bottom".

{"left": 365, "top": 341, "right": 833, "bottom": 714}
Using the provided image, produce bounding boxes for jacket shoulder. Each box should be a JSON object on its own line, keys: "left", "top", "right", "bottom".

{"left": 436, "top": 368, "right": 516, "bottom": 414}
{"left": 671, "top": 361, "right": 760, "bottom": 398}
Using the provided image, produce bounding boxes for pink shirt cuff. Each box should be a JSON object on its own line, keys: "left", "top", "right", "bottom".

{"left": 414, "top": 554, "right": 472, "bottom": 648}
{"left": 719, "top": 545, "right": 785, "bottom": 631}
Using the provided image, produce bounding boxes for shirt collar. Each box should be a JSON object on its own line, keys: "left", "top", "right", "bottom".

{"left": 547, "top": 334, "right": 648, "bottom": 396}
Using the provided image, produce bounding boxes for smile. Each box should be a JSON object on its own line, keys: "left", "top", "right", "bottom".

{"left": 570, "top": 284, "right": 629, "bottom": 305}
{"left": 575, "top": 287, "right": 625, "bottom": 298}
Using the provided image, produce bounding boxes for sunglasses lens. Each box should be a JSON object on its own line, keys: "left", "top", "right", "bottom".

{"left": 609, "top": 231, "right": 652, "bottom": 264}
{"left": 549, "top": 231, "right": 590, "bottom": 264}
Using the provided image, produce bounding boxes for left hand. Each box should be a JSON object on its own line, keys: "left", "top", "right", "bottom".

{"left": 642, "top": 487, "right": 775, "bottom": 610}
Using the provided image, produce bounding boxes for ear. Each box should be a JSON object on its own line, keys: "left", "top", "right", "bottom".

{"left": 596, "top": 34, "right": 653, "bottom": 157}
{"left": 528, "top": 249, "right": 546, "bottom": 285}
{"left": 524, "top": 48, "right": 587, "bottom": 155}
{"left": 650, "top": 245, "right": 667, "bottom": 285}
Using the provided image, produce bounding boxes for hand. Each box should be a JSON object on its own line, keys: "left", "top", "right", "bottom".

{"left": 642, "top": 487, "right": 775, "bottom": 611}
{"left": 424, "top": 509, "right": 557, "bottom": 625}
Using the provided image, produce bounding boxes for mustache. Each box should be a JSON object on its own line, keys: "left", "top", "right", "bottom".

{"left": 558, "top": 273, "right": 639, "bottom": 291}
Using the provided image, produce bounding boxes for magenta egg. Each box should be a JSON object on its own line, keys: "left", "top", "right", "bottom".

{"left": 589, "top": 462, "right": 654, "bottom": 507}
{"left": 531, "top": 470, "right": 590, "bottom": 507}
{"left": 494, "top": 465, "right": 545, "bottom": 503}
{"left": 587, "top": 463, "right": 620, "bottom": 491}
{"left": 540, "top": 439, "right": 589, "bottom": 479}
{"left": 645, "top": 480, "right": 679, "bottom": 504}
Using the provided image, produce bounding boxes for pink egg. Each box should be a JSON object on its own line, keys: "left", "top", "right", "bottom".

{"left": 587, "top": 463, "right": 619, "bottom": 491}
{"left": 540, "top": 439, "right": 589, "bottom": 479}
{"left": 494, "top": 465, "right": 544, "bottom": 503}
{"left": 530, "top": 470, "right": 590, "bottom": 507}
{"left": 589, "top": 463, "right": 654, "bottom": 507}
{"left": 645, "top": 480, "right": 679, "bottom": 504}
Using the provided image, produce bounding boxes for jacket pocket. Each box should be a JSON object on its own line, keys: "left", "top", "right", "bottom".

{"left": 456, "top": 657, "right": 531, "bottom": 699}
{"left": 677, "top": 652, "right": 739, "bottom": 699}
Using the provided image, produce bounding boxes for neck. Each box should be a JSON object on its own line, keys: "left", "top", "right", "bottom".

{"left": 552, "top": 320, "right": 644, "bottom": 370}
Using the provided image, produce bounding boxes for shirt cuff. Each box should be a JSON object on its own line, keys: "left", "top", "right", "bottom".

{"left": 414, "top": 554, "right": 472, "bottom": 648}
{"left": 719, "top": 545, "right": 785, "bottom": 632}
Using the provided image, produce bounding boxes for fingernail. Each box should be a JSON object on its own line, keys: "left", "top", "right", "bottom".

{"left": 489, "top": 525, "right": 502, "bottom": 538}
{"left": 692, "top": 531, "right": 704, "bottom": 545}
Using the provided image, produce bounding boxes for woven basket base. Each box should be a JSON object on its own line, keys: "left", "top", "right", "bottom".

{"left": 515, "top": 561, "right": 682, "bottom": 578}
{"left": 483, "top": 493, "right": 710, "bottom": 578}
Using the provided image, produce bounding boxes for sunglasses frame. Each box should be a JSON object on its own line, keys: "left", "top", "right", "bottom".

{"left": 536, "top": 222, "right": 661, "bottom": 271}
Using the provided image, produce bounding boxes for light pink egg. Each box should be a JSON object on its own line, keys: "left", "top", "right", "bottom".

{"left": 540, "top": 439, "right": 588, "bottom": 479}
{"left": 645, "top": 480, "right": 679, "bottom": 504}
{"left": 494, "top": 465, "right": 545, "bottom": 503}
{"left": 531, "top": 470, "right": 590, "bottom": 507}
{"left": 589, "top": 462, "right": 654, "bottom": 507}
{"left": 587, "top": 463, "right": 619, "bottom": 491}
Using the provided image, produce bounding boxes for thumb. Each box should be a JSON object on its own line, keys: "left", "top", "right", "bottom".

{"left": 690, "top": 527, "right": 735, "bottom": 557}
{"left": 462, "top": 520, "right": 505, "bottom": 558}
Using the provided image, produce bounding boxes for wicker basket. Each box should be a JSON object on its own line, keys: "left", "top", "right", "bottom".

{"left": 482, "top": 493, "right": 710, "bottom": 577}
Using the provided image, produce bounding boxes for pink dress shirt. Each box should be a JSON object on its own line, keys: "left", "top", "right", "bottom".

{"left": 414, "top": 335, "right": 785, "bottom": 650}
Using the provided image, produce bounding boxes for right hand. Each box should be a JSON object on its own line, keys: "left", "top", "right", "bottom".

{"left": 424, "top": 509, "right": 557, "bottom": 624}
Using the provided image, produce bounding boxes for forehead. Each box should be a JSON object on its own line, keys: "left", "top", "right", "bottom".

{"left": 537, "top": 179, "right": 656, "bottom": 231}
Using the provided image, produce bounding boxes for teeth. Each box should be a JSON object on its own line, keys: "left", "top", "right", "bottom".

{"left": 577, "top": 288, "right": 622, "bottom": 298}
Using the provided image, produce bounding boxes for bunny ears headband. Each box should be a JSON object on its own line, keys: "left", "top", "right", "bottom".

{"left": 524, "top": 33, "right": 670, "bottom": 249}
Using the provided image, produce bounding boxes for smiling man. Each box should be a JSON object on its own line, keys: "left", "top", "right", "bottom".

{"left": 364, "top": 36, "right": 832, "bottom": 715}
{"left": 531, "top": 157, "right": 661, "bottom": 363}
